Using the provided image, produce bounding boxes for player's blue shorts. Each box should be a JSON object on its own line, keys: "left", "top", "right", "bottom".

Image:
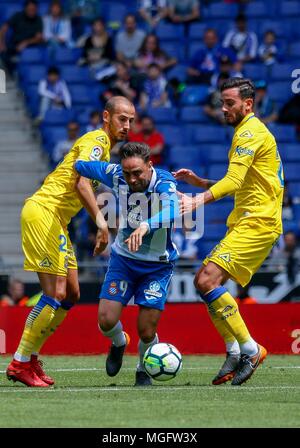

{"left": 100, "top": 250, "right": 174, "bottom": 310}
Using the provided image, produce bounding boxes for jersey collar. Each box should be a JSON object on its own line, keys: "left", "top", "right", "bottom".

{"left": 147, "top": 167, "right": 157, "bottom": 192}
{"left": 235, "top": 112, "right": 255, "bottom": 132}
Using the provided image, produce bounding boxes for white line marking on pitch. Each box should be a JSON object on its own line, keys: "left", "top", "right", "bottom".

{"left": 0, "top": 366, "right": 299, "bottom": 374}
{"left": 0, "top": 386, "right": 300, "bottom": 394}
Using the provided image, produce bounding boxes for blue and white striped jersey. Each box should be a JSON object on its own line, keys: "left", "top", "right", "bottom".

{"left": 75, "top": 161, "right": 179, "bottom": 262}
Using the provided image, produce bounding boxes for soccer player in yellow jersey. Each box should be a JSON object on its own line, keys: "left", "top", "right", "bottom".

{"left": 174, "top": 78, "right": 284, "bottom": 386}
{"left": 6, "top": 96, "right": 135, "bottom": 387}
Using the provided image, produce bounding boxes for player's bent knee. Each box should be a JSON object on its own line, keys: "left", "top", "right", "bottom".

{"left": 98, "top": 310, "right": 118, "bottom": 333}
{"left": 138, "top": 327, "right": 157, "bottom": 343}
{"left": 194, "top": 269, "right": 216, "bottom": 294}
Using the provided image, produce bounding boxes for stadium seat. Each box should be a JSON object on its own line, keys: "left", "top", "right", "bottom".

{"left": 280, "top": 1, "right": 300, "bottom": 16}
{"left": 156, "top": 125, "right": 185, "bottom": 146}
{"left": 168, "top": 145, "right": 207, "bottom": 169}
{"left": 243, "top": 64, "right": 268, "bottom": 81}
{"left": 204, "top": 3, "right": 239, "bottom": 19}
{"left": 60, "top": 66, "right": 91, "bottom": 84}
{"left": 156, "top": 23, "right": 184, "bottom": 41}
{"left": 41, "top": 109, "right": 76, "bottom": 127}
{"left": 101, "top": 1, "right": 129, "bottom": 27}
{"left": 257, "top": 20, "right": 289, "bottom": 40}
{"left": 283, "top": 163, "right": 300, "bottom": 181}
{"left": 280, "top": 144, "right": 300, "bottom": 162}
{"left": 52, "top": 47, "right": 83, "bottom": 65}
{"left": 187, "top": 41, "right": 205, "bottom": 60}
{"left": 19, "top": 65, "right": 48, "bottom": 85}
{"left": 288, "top": 182, "right": 300, "bottom": 197}
{"left": 289, "top": 42, "right": 300, "bottom": 58}
{"left": 192, "top": 125, "right": 227, "bottom": 144}
{"left": 201, "top": 223, "right": 227, "bottom": 240}
{"left": 147, "top": 107, "right": 178, "bottom": 124}
{"left": 205, "top": 144, "right": 228, "bottom": 163}
{"left": 180, "top": 85, "right": 209, "bottom": 106}
{"left": 268, "top": 82, "right": 292, "bottom": 102}
{"left": 244, "top": 1, "right": 268, "bottom": 18}
{"left": 180, "top": 106, "right": 210, "bottom": 123}
{"left": 69, "top": 85, "right": 97, "bottom": 106}
{"left": 41, "top": 126, "right": 68, "bottom": 155}
{"left": 207, "top": 163, "right": 227, "bottom": 180}
{"left": 188, "top": 23, "right": 208, "bottom": 40}
{"left": 268, "top": 124, "right": 297, "bottom": 142}
{"left": 0, "top": 3, "right": 22, "bottom": 22}
{"left": 270, "top": 63, "right": 295, "bottom": 81}
{"left": 160, "top": 41, "right": 185, "bottom": 63}
{"left": 166, "top": 65, "right": 188, "bottom": 82}
{"left": 18, "top": 47, "right": 46, "bottom": 65}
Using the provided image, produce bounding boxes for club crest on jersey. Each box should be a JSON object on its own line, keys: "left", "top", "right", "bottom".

{"left": 39, "top": 257, "right": 52, "bottom": 268}
{"left": 239, "top": 130, "right": 253, "bottom": 138}
{"left": 108, "top": 282, "right": 118, "bottom": 295}
{"left": 235, "top": 146, "right": 254, "bottom": 157}
{"left": 90, "top": 146, "right": 103, "bottom": 161}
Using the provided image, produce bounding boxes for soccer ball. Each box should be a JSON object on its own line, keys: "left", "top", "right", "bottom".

{"left": 143, "top": 342, "right": 182, "bottom": 381}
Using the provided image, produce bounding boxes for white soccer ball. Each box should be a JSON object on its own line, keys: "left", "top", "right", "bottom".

{"left": 143, "top": 342, "right": 182, "bottom": 381}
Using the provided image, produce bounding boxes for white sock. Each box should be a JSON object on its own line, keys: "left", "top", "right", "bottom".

{"left": 137, "top": 334, "right": 159, "bottom": 372}
{"left": 100, "top": 321, "right": 126, "bottom": 347}
{"left": 225, "top": 340, "right": 240, "bottom": 355}
{"left": 14, "top": 353, "right": 30, "bottom": 362}
{"left": 239, "top": 338, "right": 258, "bottom": 356}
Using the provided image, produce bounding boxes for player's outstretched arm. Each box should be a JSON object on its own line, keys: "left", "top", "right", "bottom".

{"left": 172, "top": 169, "right": 217, "bottom": 189}
{"left": 125, "top": 223, "right": 149, "bottom": 252}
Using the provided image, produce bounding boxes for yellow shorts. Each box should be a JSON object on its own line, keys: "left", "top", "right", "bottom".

{"left": 203, "top": 220, "right": 280, "bottom": 286}
{"left": 21, "top": 200, "right": 77, "bottom": 276}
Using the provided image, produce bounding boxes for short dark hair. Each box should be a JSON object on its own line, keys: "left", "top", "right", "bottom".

{"left": 48, "top": 66, "right": 60, "bottom": 76}
{"left": 220, "top": 77, "right": 255, "bottom": 100}
{"left": 24, "top": 0, "right": 38, "bottom": 7}
{"left": 119, "top": 142, "right": 150, "bottom": 163}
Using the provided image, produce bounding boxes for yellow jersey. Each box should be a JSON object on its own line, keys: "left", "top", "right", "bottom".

{"left": 29, "top": 128, "right": 111, "bottom": 226}
{"left": 210, "top": 113, "right": 284, "bottom": 234}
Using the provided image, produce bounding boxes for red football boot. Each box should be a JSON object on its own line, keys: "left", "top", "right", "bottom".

{"left": 6, "top": 359, "right": 49, "bottom": 387}
{"left": 31, "top": 355, "right": 55, "bottom": 385}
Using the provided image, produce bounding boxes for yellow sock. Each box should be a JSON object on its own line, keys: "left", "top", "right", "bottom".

{"left": 14, "top": 295, "right": 61, "bottom": 362}
{"left": 204, "top": 288, "right": 251, "bottom": 345}
{"left": 33, "top": 307, "right": 68, "bottom": 354}
{"left": 208, "top": 308, "right": 236, "bottom": 344}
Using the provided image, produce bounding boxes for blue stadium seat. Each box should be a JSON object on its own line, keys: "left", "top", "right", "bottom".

{"left": 244, "top": 1, "right": 268, "bottom": 18}
{"left": 204, "top": 3, "right": 238, "bottom": 19}
{"left": 18, "top": 47, "right": 46, "bottom": 65}
{"left": 187, "top": 41, "right": 205, "bottom": 60}
{"left": 201, "top": 223, "right": 227, "bottom": 240}
{"left": 192, "top": 125, "right": 227, "bottom": 144}
{"left": 280, "top": 1, "right": 300, "bottom": 16}
{"left": 0, "top": 3, "right": 22, "bottom": 22}
{"left": 166, "top": 65, "right": 187, "bottom": 82}
{"left": 19, "top": 65, "right": 48, "bottom": 85}
{"left": 41, "top": 126, "right": 68, "bottom": 155}
{"left": 257, "top": 20, "right": 289, "bottom": 40}
{"left": 101, "top": 1, "right": 129, "bottom": 25}
{"left": 24, "top": 85, "right": 40, "bottom": 117}
{"left": 60, "top": 66, "right": 91, "bottom": 84}
{"left": 205, "top": 202, "right": 234, "bottom": 223}
{"left": 270, "top": 63, "right": 295, "bottom": 81}
{"left": 205, "top": 144, "right": 228, "bottom": 163}
{"left": 147, "top": 107, "right": 178, "bottom": 124}
{"left": 77, "top": 108, "right": 97, "bottom": 127}
{"left": 189, "top": 23, "right": 208, "bottom": 40}
{"left": 156, "top": 23, "right": 185, "bottom": 41}
{"left": 207, "top": 163, "right": 227, "bottom": 180}
{"left": 180, "top": 85, "right": 209, "bottom": 106}
{"left": 168, "top": 145, "right": 206, "bottom": 169}
{"left": 41, "top": 109, "right": 76, "bottom": 127}
{"left": 289, "top": 42, "right": 300, "bottom": 58}
{"left": 280, "top": 144, "right": 300, "bottom": 162}
{"left": 160, "top": 42, "right": 185, "bottom": 63}
{"left": 243, "top": 64, "right": 268, "bottom": 81}
{"left": 284, "top": 163, "right": 300, "bottom": 181}
{"left": 288, "top": 182, "right": 300, "bottom": 197}
{"left": 52, "top": 47, "right": 82, "bottom": 65}
{"left": 268, "top": 124, "right": 297, "bottom": 142}
{"left": 69, "top": 85, "right": 96, "bottom": 106}
{"left": 156, "top": 125, "right": 185, "bottom": 146}
{"left": 268, "top": 82, "right": 292, "bottom": 102}
{"left": 180, "top": 106, "right": 210, "bottom": 123}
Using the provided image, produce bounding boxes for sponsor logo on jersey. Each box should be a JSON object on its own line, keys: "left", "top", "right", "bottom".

{"left": 96, "top": 135, "right": 108, "bottom": 145}
{"left": 239, "top": 130, "right": 253, "bottom": 138}
{"left": 105, "top": 163, "right": 117, "bottom": 174}
{"left": 218, "top": 253, "right": 231, "bottom": 263}
{"left": 90, "top": 146, "right": 103, "bottom": 161}
{"left": 144, "top": 281, "right": 162, "bottom": 299}
{"left": 235, "top": 146, "right": 254, "bottom": 157}
{"left": 39, "top": 257, "right": 52, "bottom": 268}
{"left": 168, "top": 182, "right": 176, "bottom": 193}
{"left": 108, "top": 281, "right": 118, "bottom": 296}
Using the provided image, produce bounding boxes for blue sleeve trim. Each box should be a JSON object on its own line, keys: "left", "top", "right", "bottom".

{"left": 201, "top": 286, "right": 227, "bottom": 304}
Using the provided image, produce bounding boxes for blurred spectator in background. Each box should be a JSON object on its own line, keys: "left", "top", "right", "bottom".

{"left": 0, "top": 278, "right": 29, "bottom": 307}
{"left": 0, "top": 0, "right": 43, "bottom": 74}
{"left": 134, "top": 34, "right": 177, "bottom": 74}
{"left": 79, "top": 18, "right": 115, "bottom": 81}
{"left": 66, "top": 0, "right": 101, "bottom": 41}
{"left": 52, "top": 121, "right": 80, "bottom": 165}
{"left": 173, "top": 222, "right": 203, "bottom": 260}
{"left": 187, "top": 29, "right": 236, "bottom": 85}
{"left": 278, "top": 94, "right": 300, "bottom": 127}
{"left": 204, "top": 72, "right": 230, "bottom": 124}
{"left": 223, "top": 14, "right": 258, "bottom": 64}
{"left": 282, "top": 183, "right": 295, "bottom": 223}
{"left": 270, "top": 232, "right": 300, "bottom": 284}
{"left": 115, "top": 14, "right": 146, "bottom": 68}
{"left": 167, "top": 0, "right": 200, "bottom": 25}
{"left": 43, "top": 0, "right": 72, "bottom": 53}
{"left": 138, "top": 0, "right": 168, "bottom": 31}
{"left": 102, "top": 61, "right": 140, "bottom": 104}
{"left": 128, "top": 115, "right": 165, "bottom": 165}
{"left": 139, "top": 63, "right": 171, "bottom": 109}
{"left": 258, "top": 30, "right": 279, "bottom": 67}
{"left": 210, "top": 53, "right": 242, "bottom": 89}
{"left": 235, "top": 283, "right": 257, "bottom": 305}
{"left": 254, "top": 80, "right": 278, "bottom": 125}
{"left": 36, "top": 66, "right": 72, "bottom": 123}
{"left": 86, "top": 110, "right": 101, "bottom": 132}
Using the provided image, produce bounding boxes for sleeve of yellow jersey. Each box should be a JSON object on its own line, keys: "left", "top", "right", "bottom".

{"left": 76, "top": 133, "right": 110, "bottom": 163}
{"left": 209, "top": 131, "right": 264, "bottom": 201}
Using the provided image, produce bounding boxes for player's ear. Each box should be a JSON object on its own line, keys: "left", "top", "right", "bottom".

{"left": 148, "top": 160, "right": 153, "bottom": 169}
{"left": 103, "top": 110, "right": 109, "bottom": 124}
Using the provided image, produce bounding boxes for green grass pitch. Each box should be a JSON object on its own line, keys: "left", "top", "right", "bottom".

{"left": 0, "top": 355, "right": 299, "bottom": 428}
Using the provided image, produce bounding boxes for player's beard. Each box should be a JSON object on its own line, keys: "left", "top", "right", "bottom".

{"left": 225, "top": 107, "right": 245, "bottom": 127}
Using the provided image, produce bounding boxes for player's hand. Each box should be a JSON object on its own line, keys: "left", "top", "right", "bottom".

{"left": 125, "top": 223, "right": 149, "bottom": 252}
{"left": 172, "top": 169, "right": 206, "bottom": 188}
{"left": 178, "top": 191, "right": 203, "bottom": 215}
{"left": 93, "top": 226, "right": 109, "bottom": 256}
